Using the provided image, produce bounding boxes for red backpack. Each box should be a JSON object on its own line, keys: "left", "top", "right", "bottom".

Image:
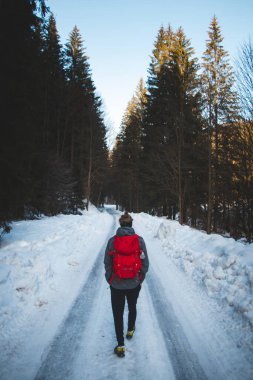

{"left": 109, "top": 234, "right": 142, "bottom": 284}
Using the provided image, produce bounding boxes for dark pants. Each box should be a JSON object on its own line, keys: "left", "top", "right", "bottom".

{"left": 110, "top": 284, "right": 141, "bottom": 346}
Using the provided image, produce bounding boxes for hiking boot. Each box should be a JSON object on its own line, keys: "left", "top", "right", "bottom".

{"left": 126, "top": 328, "right": 135, "bottom": 339}
{"left": 114, "top": 345, "right": 125, "bottom": 357}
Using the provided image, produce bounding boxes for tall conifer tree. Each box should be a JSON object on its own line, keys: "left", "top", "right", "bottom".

{"left": 171, "top": 27, "right": 202, "bottom": 224}
{"left": 111, "top": 79, "right": 147, "bottom": 211}
{"left": 65, "top": 26, "right": 108, "bottom": 208}
{"left": 142, "top": 25, "right": 204, "bottom": 222}
{"left": 42, "top": 13, "right": 65, "bottom": 150}
{"left": 202, "top": 16, "right": 239, "bottom": 232}
{"left": 142, "top": 26, "right": 177, "bottom": 214}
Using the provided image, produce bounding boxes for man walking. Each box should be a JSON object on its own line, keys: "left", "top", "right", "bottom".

{"left": 104, "top": 211, "right": 149, "bottom": 357}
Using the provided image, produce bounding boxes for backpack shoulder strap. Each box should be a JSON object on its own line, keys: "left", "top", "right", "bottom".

{"left": 108, "top": 235, "right": 116, "bottom": 256}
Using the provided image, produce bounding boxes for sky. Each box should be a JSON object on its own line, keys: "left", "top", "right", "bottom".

{"left": 46, "top": 0, "right": 253, "bottom": 141}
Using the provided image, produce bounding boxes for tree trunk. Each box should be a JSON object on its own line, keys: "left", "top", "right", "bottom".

{"left": 70, "top": 124, "right": 74, "bottom": 170}
{"left": 86, "top": 109, "right": 93, "bottom": 210}
{"left": 178, "top": 91, "right": 185, "bottom": 225}
{"left": 207, "top": 122, "right": 213, "bottom": 234}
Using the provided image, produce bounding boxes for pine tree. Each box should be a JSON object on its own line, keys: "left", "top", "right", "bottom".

{"left": 42, "top": 13, "right": 65, "bottom": 150}
{"left": 202, "top": 16, "right": 239, "bottom": 233}
{"left": 111, "top": 79, "right": 147, "bottom": 211}
{"left": 28, "top": 13, "right": 78, "bottom": 216}
{"left": 64, "top": 26, "right": 108, "bottom": 209}
{"left": 142, "top": 25, "right": 204, "bottom": 222}
{"left": 141, "top": 26, "right": 177, "bottom": 215}
{"left": 171, "top": 27, "right": 202, "bottom": 224}
{"left": 64, "top": 26, "right": 93, "bottom": 201}
{"left": 65, "top": 26, "right": 93, "bottom": 91}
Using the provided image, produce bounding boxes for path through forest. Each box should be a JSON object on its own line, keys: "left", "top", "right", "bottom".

{"left": 34, "top": 207, "right": 253, "bottom": 380}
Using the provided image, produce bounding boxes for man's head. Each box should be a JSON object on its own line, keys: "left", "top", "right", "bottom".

{"left": 119, "top": 211, "right": 133, "bottom": 227}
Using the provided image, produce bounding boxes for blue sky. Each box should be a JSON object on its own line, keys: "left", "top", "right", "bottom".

{"left": 47, "top": 0, "right": 253, "bottom": 139}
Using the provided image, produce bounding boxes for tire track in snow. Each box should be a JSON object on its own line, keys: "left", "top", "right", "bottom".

{"left": 146, "top": 268, "right": 207, "bottom": 380}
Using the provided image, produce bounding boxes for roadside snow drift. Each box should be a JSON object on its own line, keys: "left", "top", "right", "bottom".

{"left": 133, "top": 212, "right": 253, "bottom": 328}
{"left": 0, "top": 206, "right": 113, "bottom": 379}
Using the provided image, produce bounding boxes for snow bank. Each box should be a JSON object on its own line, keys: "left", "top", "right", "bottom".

{"left": 0, "top": 205, "right": 113, "bottom": 378}
{"left": 134, "top": 212, "right": 253, "bottom": 328}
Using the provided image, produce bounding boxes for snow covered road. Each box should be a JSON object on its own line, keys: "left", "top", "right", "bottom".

{"left": 35, "top": 209, "right": 176, "bottom": 380}
{"left": 1, "top": 206, "right": 253, "bottom": 379}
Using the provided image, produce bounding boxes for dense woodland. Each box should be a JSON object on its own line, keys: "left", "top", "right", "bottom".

{"left": 110, "top": 20, "right": 253, "bottom": 242}
{"left": 0, "top": 0, "right": 108, "bottom": 229}
{"left": 0, "top": 1, "right": 252, "bottom": 242}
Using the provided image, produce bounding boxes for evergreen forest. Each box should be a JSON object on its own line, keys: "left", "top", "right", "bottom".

{"left": 1, "top": 1, "right": 252, "bottom": 242}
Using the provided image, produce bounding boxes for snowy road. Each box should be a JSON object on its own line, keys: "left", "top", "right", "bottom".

{"left": 1, "top": 206, "right": 253, "bottom": 379}
{"left": 34, "top": 207, "right": 253, "bottom": 380}
{"left": 34, "top": 209, "right": 174, "bottom": 380}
